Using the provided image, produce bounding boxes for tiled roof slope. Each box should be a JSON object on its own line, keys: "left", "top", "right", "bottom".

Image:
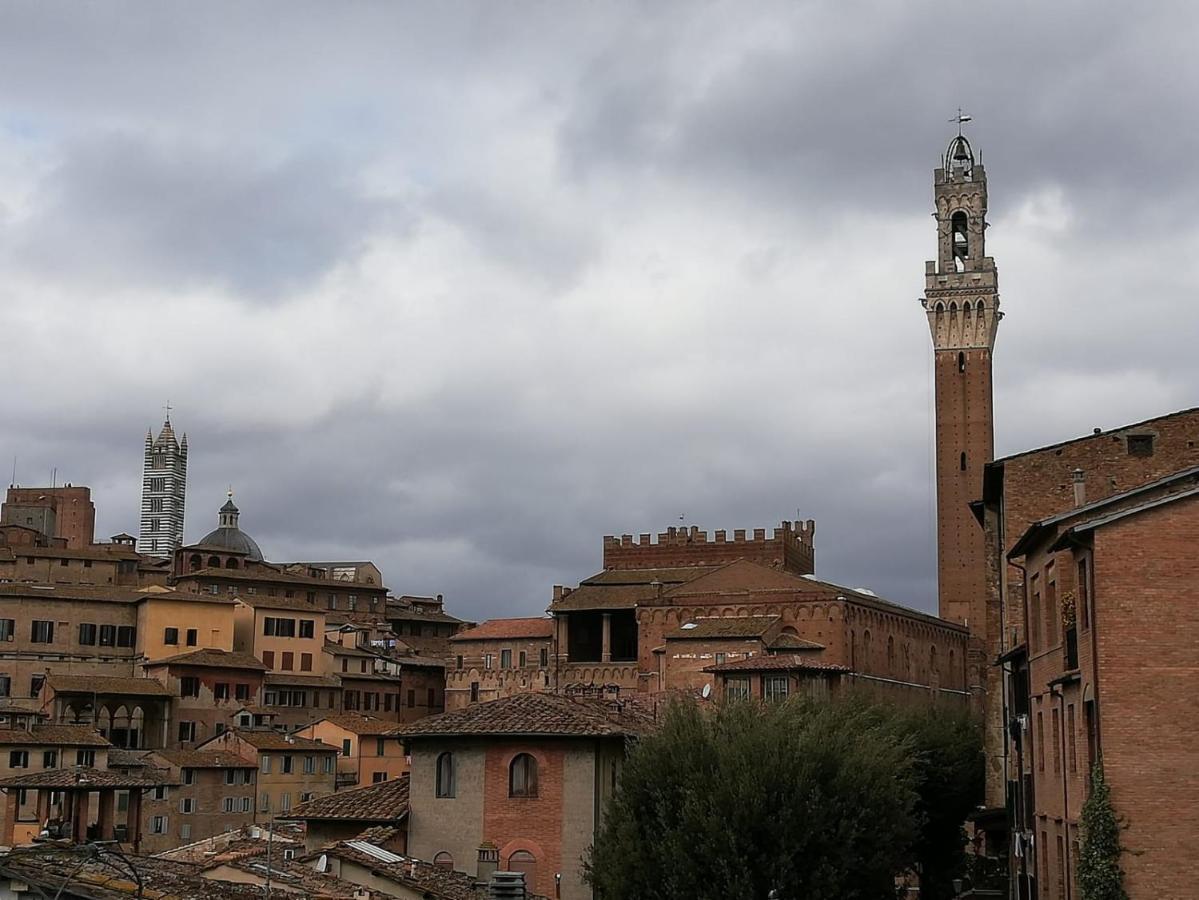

{"left": 283, "top": 773, "right": 409, "bottom": 822}
{"left": 305, "top": 843, "right": 487, "bottom": 900}
{"left": 392, "top": 692, "right": 655, "bottom": 739}
{"left": 0, "top": 766, "right": 173, "bottom": 789}
{"left": 147, "top": 648, "right": 268, "bottom": 670}
{"left": 155, "top": 749, "right": 258, "bottom": 769}
{"left": 703, "top": 654, "right": 849, "bottom": 673}
{"left": 48, "top": 675, "right": 172, "bottom": 696}
{"left": 0, "top": 725, "right": 109, "bottom": 747}
{"left": 223, "top": 730, "right": 337, "bottom": 752}
{"left": 311, "top": 714, "right": 396, "bottom": 735}
{"left": 449, "top": 617, "right": 553, "bottom": 641}
{"left": 668, "top": 615, "right": 780, "bottom": 639}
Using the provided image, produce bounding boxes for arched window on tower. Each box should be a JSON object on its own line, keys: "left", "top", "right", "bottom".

{"left": 951, "top": 211, "right": 968, "bottom": 272}
{"left": 435, "top": 752, "right": 455, "bottom": 798}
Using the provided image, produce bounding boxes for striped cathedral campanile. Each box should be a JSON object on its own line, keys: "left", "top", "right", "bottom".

{"left": 922, "top": 129, "right": 1000, "bottom": 641}
{"left": 139, "top": 416, "right": 188, "bottom": 558}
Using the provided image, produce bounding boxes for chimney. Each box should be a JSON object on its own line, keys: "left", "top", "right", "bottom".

{"left": 488, "top": 871, "right": 527, "bottom": 899}
{"left": 1072, "top": 469, "right": 1086, "bottom": 506}
{"left": 552, "top": 585, "right": 563, "bottom": 602}
{"left": 475, "top": 842, "right": 499, "bottom": 886}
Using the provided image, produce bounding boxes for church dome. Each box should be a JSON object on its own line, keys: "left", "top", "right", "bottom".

{"left": 197, "top": 492, "right": 264, "bottom": 562}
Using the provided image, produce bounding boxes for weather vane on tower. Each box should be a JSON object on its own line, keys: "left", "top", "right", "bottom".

{"left": 949, "top": 108, "right": 973, "bottom": 136}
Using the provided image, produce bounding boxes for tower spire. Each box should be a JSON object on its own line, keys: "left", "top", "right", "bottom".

{"left": 139, "top": 412, "right": 188, "bottom": 559}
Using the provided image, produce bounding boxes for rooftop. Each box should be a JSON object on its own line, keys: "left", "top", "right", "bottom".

{"left": 392, "top": 691, "right": 655, "bottom": 740}
{"left": 282, "top": 773, "right": 409, "bottom": 822}
{"left": 48, "top": 675, "right": 172, "bottom": 697}
{"left": 145, "top": 648, "right": 269, "bottom": 670}
{"left": 0, "top": 765, "right": 173, "bottom": 789}
{"left": 0, "top": 725, "right": 109, "bottom": 747}
{"left": 302, "top": 841, "right": 491, "bottom": 900}
{"left": 449, "top": 617, "right": 553, "bottom": 642}
{"left": 154, "top": 748, "right": 258, "bottom": 769}
{"left": 667, "top": 615, "right": 780, "bottom": 640}
{"left": 214, "top": 729, "right": 337, "bottom": 753}
{"left": 703, "top": 654, "right": 850, "bottom": 674}
{"left": 308, "top": 714, "right": 397, "bottom": 736}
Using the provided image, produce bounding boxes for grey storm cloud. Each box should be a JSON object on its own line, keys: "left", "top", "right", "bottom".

{"left": 4, "top": 135, "right": 398, "bottom": 298}
{"left": 1, "top": 1, "right": 1198, "bottom": 621}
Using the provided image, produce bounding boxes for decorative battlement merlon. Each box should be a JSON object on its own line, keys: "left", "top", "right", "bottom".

{"left": 603, "top": 519, "right": 816, "bottom": 550}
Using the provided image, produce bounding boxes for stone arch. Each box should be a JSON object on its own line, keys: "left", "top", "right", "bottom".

{"left": 225, "top": 557, "right": 240, "bottom": 569}
{"left": 208, "top": 555, "right": 221, "bottom": 568}
{"left": 188, "top": 554, "right": 202, "bottom": 572}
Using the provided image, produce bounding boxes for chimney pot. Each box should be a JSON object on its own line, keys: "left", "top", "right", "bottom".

{"left": 1072, "top": 468, "right": 1086, "bottom": 506}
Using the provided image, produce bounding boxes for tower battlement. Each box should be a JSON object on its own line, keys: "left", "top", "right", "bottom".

{"left": 602, "top": 519, "right": 815, "bottom": 575}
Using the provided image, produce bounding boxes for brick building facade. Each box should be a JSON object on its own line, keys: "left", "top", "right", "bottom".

{"left": 446, "top": 618, "right": 553, "bottom": 710}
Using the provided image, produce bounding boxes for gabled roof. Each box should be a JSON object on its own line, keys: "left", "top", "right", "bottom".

{"left": 392, "top": 691, "right": 655, "bottom": 740}
{"left": 215, "top": 729, "right": 338, "bottom": 753}
{"left": 1008, "top": 465, "right": 1199, "bottom": 559}
{"left": 145, "top": 648, "right": 268, "bottom": 670}
{"left": 282, "top": 773, "right": 409, "bottom": 822}
{"left": 0, "top": 766, "right": 173, "bottom": 789}
{"left": 48, "top": 675, "right": 172, "bottom": 697}
{"left": 703, "top": 654, "right": 850, "bottom": 674}
{"left": 992, "top": 405, "right": 1199, "bottom": 465}
{"left": 232, "top": 592, "right": 327, "bottom": 612}
{"left": 449, "top": 617, "right": 553, "bottom": 642}
{"left": 307, "top": 714, "right": 396, "bottom": 736}
{"left": 154, "top": 748, "right": 257, "bottom": 769}
{"left": 768, "top": 632, "right": 826, "bottom": 651}
{"left": 667, "top": 615, "right": 780, "bottom": 640}
{"left": 0, "top": 725, "right": 110, "bottom": 747}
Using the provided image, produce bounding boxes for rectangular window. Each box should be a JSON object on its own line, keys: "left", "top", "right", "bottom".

{"left": 456, "top": 655, "right": 463, "bottom": 670}
{"left": 222, "top": 796, "right": 236, "bottom": 813}
{"left": 151, "top": 816, "right": 167, "bottom": 834}
{"left": 9, "top": 750, "right": 28, "bottom": 768}
{"left": 280, "top": 792, "right": 290, "bottom": 812}
{"left": 1052, "top": 708, "right": 1062, "bottom": 774}
{"left": 715, "top": 652, "right": 726, "bottom": 665}
{"left": 470, "top": 682, "right": 479, "bottom": 703}
{"left": 282, "top": 755, "right": 294, "bottom": 774}
{"left": 376, "top": 737, "right": 385, "bottom": 757}
{"left": 726, "top": 677, "right": 752, "bottom": 702}
{"left": 300, "top": 653, "right": 312, "bottom": 672}
{"left": 42, "top": 750, "right": 57, "bottom": 768}
{"left": 164, "top": 627, "right": 179, "bottom": 646}
{"left": 213, "top": 683, "right": 230, "bottom": 700}
{"left": 299, "top": 620, "right": 315, "bottom": 639}
{"left": 150, "top": 497, "right": 163, "bottom": 513}
{"left": 262, "top": 651, "right": 275, "bottom": 669}
{"left": 342, "top": 739, "right": 352, "bottom": 757}
{"left": 372, "top": 771, "right": 387, "bottom": 783}
{"left": 323, "top": 755, "right": 334, "bottom": 774}
{"left": 180, "top": 677, "right": 200, "bottom": 698}
{"left": 180, "top": 823, "right": 192, "bottom": 840}
{"left": 1045, "top": 568, "right": 1059, "bottom": 647}
{"left": 186, "top": 628, "right": 198, "bottom": 647}
{"left": 31, "top": 621, "right": 54, "bottom": 644}
{"left": 241, "top": 796, "right": 251, "bottom": 812}
{"left": 281, "top": 651, "right": 294, "bottom": 671}
{"left": 1068, "top": 703, "right": 1078, "bottom": 774}
{"left": 152, "top": 785, "right": 168, "bottom": 801}
{"left": 1078, "top": 558, "right": 1091, "bottom": 630}
{"left": 183, "top": 769, "right": 195, "bottom": 785}
{"left": 407, "top": 689, "right": 415, "bottom": 708}
{"left": 116, "top": 626, "right": 136, "bottom": 648}
{"left": 77, "top": 749, "right": 96, "bottom": 767}
{"left": 304, "top": 755, "right": 315, "bottom": 774}
{"left": 1029, "top": 575, "right": 1042, "bottom": 651}
{"left": 78, "top": 623, "right": 98, "bottom": 646}
{"left": 98, "top": 625, "right": 116, "bottom": 647}
{"left": 178, "top": 721, "right": 196, "bottom": 743}
{"left": 260, "top": 792, "right": 270, "bottom": 813}
{"left": 0, "top": 676, "right": 9, "bottom": 698}
{"left": 764, "top": 675, "right": 790, "bottom": 702}
{"left": 519, "top": 650, "right": 527, "bottom": 668}
{"left": 539, "top": 648, "right": 548, "bottom": 667}
{"left": 500, "top": 649, "right": 512, "bottom": 669}
{"left": 260, "top": 755, "right": 272, "bottom": 774}
{"left": 30, "top": 675, "right": 44, "bottom": 697}
{"left": 180, "top": 798, "right": 194, "bottom": 814}
{"left": 235, "top": 683, "right": 250, "bottom": 701}
{"left": 0, "top": 619, "right": 14, "bottom": 641}
{"left": 1037, "top": 711, "right": 1045, "bottom": 772}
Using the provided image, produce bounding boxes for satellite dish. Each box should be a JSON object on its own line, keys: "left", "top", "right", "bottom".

{"left": 316, "top": 854, "right": 328, "bottom": 873}
{"left": 701, "top": 684, "right": 712, "bottom": 700}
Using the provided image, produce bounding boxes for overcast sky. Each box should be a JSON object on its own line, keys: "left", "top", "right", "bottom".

{"left": 2, "top": 2, "right": 1197, "bottom": 620}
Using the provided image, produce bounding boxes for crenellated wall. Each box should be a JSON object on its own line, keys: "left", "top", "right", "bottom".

{"left": 601, "top": 520, "right": 815, "bottom": 575}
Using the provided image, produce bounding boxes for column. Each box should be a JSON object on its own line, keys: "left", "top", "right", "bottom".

{"left": 96, "top": 790, "right": 116, "bottom": 842}
{"left": 71, "top": 791, "right": 91, "bottom": 844}
{"left": 2, "top": 789, "right": 18, "bottom": 845}
{"left": 601, "top": 613, "right": 612, "bottom": 663}
{"left": 127, "top": 789, "right": 143, "bottom": 852}
{"left": 36, "top": 790, "right": 51, "bottom": 829}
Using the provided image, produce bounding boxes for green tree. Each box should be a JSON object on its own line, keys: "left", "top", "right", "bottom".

{"left": 886, "top": 706, "right": 984, "bottom": 900}
{"left": 1077, "top": 762, "right": 1127, "bottom": 900}
{"left": 586, "top": 697, "right": 921, "bottom": 900}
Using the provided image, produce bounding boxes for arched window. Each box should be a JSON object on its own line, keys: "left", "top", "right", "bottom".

{"left": 509, "top": 753, "right": 538, "bottom": 798}
{"left": 508, "top": 850, "right": 537, "bottom": 884}
{"left": 208, "top": 556, "right": 221, "bottom": 568}
{"left": 225, "top": 557, "right": 239, "bottom": 569}
{"left": 435, "top": 752, "right": 454, "bottom": 798}
{"left": 433, "top": 852, "right": 454, "bottom": 870}
{"left": 951, "top": 210, "right": 968, "bottom": 271}
{"left": 189, "top": 554, "right": 202, "bottom": 572}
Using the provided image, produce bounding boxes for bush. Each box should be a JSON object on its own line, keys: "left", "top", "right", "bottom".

{"left": 1077, "top": 761, "right": 1127, "bottom": 900}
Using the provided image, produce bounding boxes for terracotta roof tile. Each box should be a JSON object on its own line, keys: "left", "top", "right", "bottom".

{"left": 0, "top": 725, "right": 109, "bottom": 747}
{"left": 703, "top": 654, "right": 850, "bottom": 673}
{"left": 218, "top": 729, "right": 338, "bottom": 753}
{"left": 305, "top": 843, "right": 485, "bottom": 900}
{"left": 392, "top": 692, "right": 655, "bottom": 739}
{"left": 0, "top": 765, "right": 173, "bottom": 789}
{"left": 180, "top": 566, "right": 388, "bottom": 591}
{"left": 283, "top": 773, "right": 409, "bottom": 822}
{"left": 449, "top": 617, "right": 553, "bottom": 642}
{"left": 768, "top": 633, "right": 825, "bottom": 651}
{"left": 154, "top": 749, "right": 258, "bottom": 769}
{"left": 48, "top": 675, "right": 172, "bottom": 696}
{"left": 309, "top": 714, "right": 397, "bottom": 736}
{"left": 667, "top": 615, "right": 780, "bottom": 639}
{"left": 145, "top": 648, "right": 268, "bottom": 670}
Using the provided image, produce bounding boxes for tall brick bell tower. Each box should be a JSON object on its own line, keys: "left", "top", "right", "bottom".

{"left": 923, "top": 126, "right": 1000, "bottom": 640}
